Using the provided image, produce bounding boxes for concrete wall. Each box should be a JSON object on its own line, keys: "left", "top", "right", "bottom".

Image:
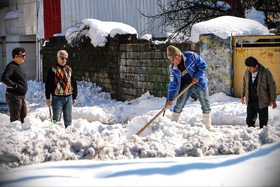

{"left": 2, "top": 35, "right": 37, "bottom": 80}
{"left": 0, "top": 0, "right": 37, "bottom": 80}
{"left": 4, "top": 0, "right": 36, "bottom": 36}
{"left": 42, "top": 35, "right": 200, "bottom": 101}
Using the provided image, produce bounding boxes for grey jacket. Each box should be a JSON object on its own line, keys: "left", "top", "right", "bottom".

{"left": 241, "top": 63, "right": 277, "bottom": 109}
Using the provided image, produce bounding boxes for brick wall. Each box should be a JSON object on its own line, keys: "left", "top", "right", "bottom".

{"left": 41, "top": 35, "right": 199, "bottom": 101}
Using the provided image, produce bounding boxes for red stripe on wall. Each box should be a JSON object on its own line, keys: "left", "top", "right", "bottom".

{"left": 43, "top": 0, "right": 61, "bottom": 39}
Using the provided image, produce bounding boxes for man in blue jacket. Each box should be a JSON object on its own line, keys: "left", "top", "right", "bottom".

{"left": 165, "top": 45, "right": 215, "bottom": 132}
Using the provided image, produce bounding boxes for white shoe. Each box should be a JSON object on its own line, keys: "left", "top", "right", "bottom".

{"left": 203, "top": 113, "right": 216, "bottom": 132}
{"left": 171, "top": 112, "right": 180, "bottom": 122}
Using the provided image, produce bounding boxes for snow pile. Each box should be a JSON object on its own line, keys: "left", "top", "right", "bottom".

{"left": 0, "top": 81, "right": 280, "bottom": 170}
{"left": 66, "top": 18, "right": 137, "bottom": 47}
{"left": 63, "top": 15, "right": 272, "bottom": 46}
{"left": 189, "top": 16, "right": 271, "bottom": 43}
{"left": 1, "top": 142, "right": 280, "bottom": 186}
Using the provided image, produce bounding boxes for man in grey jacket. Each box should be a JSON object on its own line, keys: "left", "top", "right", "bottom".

{"left": 241, "top": 56, "right": 277, "bottom": 128}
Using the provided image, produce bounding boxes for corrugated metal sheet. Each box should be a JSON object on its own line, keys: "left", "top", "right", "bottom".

{"left": 60, "top": 0, "right": 169, "bottom": 38}
{"left": 44, "top": 0, "right": 61, "bottom": 39}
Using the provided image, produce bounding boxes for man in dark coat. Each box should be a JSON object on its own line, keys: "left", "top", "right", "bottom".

{"left": 1, "top": 47, "right": 28, "bottom": 123}
{"left": 241, "top": 56, "right": 277, "bottom": 128}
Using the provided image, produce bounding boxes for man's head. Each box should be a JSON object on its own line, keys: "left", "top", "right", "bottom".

{"left": 12, "top": 47, "right": 26, "bottom": 65}
{"left": 57, "top": 50, "right": 68, "bottom": 66}
{"left": 167, "top": 45, "right": 182, "bottom": 65}
{"left": 245, "top": 56, "right": 259, "bottom": 73}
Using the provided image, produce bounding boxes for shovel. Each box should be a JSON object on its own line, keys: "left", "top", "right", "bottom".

{"left": 49, "top": 105, "right": 53, "bottom": 123}
{"left": 136, "top": 83, "right": 192, "bottom": 136}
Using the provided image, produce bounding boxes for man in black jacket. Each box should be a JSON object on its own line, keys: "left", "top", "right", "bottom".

{"left": 45, "top": 50, "right": 77, "bottom": 128}
{"left": 1, "top": 47, "right": 28, "bottom": 123}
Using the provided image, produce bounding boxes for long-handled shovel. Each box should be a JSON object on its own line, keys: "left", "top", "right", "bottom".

{"left": 136, "top": 83, "right": 192, "bottom": 136}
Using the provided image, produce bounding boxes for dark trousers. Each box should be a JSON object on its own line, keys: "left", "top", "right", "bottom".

{"left": 5, "top": 92, "right": 27, "bottom": 123}
{"left": 246, "top": 100, "right": 268, "bottom": 128}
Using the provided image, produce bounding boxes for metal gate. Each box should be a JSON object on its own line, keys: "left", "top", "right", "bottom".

{"left": 232, "top": 35, "right": 280, "bottom": 97}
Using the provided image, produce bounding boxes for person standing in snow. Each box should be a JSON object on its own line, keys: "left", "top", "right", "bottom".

{"left": 45, "top": 50, "right": 77, "bottom": 128}
{"left": 1, "top": 47, "right": 28, "bottom": 123}
{"left": 241, "top": 56, "right": 277, "bottom": 128}
{"left": 165, "top": 45, "right": 215, "bottom": 132}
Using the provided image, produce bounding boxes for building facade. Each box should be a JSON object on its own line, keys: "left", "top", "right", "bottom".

{"left": 0, "top": 0, "right": 170, "bottom": 81}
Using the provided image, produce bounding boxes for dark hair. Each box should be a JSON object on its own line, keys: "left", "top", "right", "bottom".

{"left": 12, "top": 47, "right": 25, "bottom": 58}
{"left": 245, "top": 56, "right": 258, "bottom": 67}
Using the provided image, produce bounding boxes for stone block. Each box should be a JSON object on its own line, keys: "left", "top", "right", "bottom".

{"left": 126, "top": 44, "right": 133, "bottom": 51}
{"left": 136, "top": 44, "right": 145, "bottom": 51}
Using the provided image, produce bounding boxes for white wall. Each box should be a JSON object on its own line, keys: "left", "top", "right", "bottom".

{"left": 61, "top": 0, "right": 169, "bottom": 38}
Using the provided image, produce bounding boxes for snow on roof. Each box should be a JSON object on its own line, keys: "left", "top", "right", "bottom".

{"left": 66, "top": 18, "right": 137, "bottom": 47}
{"left": 189, "top": 16, "right": 271, "bottom": 43}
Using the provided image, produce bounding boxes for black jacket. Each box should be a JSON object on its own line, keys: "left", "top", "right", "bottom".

{"left": 1, "top": 61, "right": 28, "bottom": 96}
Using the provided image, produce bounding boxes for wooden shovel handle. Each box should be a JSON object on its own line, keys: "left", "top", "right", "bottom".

{"left": 136, "top": 83, "right": 192, "bottom": 136}
{"left": 49, "top": 105, "right": 52, "bottom": 119}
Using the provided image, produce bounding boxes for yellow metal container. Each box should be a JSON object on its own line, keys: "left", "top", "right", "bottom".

{"left": 233, "top": 35, "right": 280, "bottom": 97}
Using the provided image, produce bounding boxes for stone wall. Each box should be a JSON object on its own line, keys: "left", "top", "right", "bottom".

{"left": 199, "top": 34, "right": 233, "bottom": 96}
{"left": 118, "top": 42, "right": 199, "bottom": 100}
{"left": 41, "top": 35, "right": 199, "bottom": 101}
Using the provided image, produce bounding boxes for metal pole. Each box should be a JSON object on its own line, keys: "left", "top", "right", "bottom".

{"left": 35, "top": 0, "right": 40, "bottom": 81}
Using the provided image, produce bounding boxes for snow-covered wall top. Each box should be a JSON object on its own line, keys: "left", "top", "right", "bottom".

{"left": 189, "top": 16, "right": 271, "bottom": 43}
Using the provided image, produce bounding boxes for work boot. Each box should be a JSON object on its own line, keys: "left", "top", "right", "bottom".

{"left": 171, "top": 112, "right": 180, "bottom": 122}
{"left": 203, "top": 113, "right": 216, "bottom": 132}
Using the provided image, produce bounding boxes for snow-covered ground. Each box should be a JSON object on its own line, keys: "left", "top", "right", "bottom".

{"left": 1, "top": 11, "right": 279, "bottom": 186}
{"left": 1, "top": 142, "right": 280, "bottom": 186}
{"left": 0, "top": 81, "right": 280, "bottom": 186}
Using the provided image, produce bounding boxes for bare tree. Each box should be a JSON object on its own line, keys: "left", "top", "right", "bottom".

{"left": 140, "top": 0, "right": 280, "bottom": 39}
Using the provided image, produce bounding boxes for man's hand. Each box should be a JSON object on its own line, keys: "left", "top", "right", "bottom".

{"left": 192, "top": 78, "right": 198, "bottom": 85}
{"left": 46, "top": 99, "right": 51, "bottom": 107}
{"left": 165, "top": 100, "right": 173, "bottom": 107}
{"left": 270, "top": 101, "right": 277, "bottom": 109}
{"left": 7, "top": 85, "right": 17, "bottom": 89}
{"left": 241, "top": 97, "right": 246, "bottom": 104}
{"left": 73, "top": 99, "right": 76, "bottom": 104}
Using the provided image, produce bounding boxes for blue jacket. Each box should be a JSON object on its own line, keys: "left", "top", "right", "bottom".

{"left": 167, "top": 51, "right": 208, "bottom": 100}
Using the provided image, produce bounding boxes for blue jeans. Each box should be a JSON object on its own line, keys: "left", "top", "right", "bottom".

{"left": 52, "top": 95, "right": 73, "bottom": 128}
{"left": 173, "top": 84, "right": 211, "bottom": 114}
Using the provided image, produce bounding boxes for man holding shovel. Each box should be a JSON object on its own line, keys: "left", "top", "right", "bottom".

{"left": 165, "top": 45, "right": 215, "bottom": 132}
{"left": 45, "top": 50, "right": 77, "bottom": 128}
